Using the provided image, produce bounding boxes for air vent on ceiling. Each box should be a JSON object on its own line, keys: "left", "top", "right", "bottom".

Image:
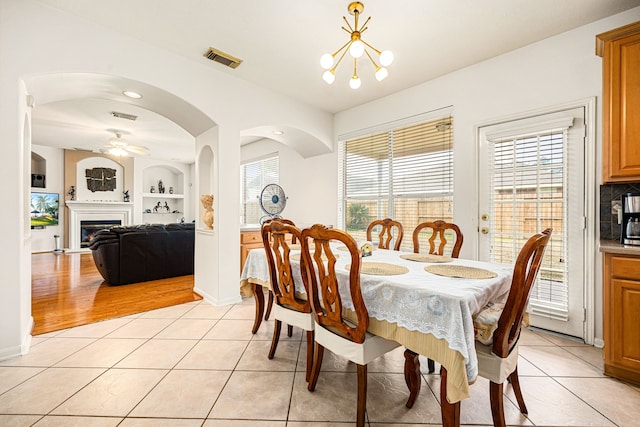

{"left": 111, "top": 111, "right": 138, "bottom": 121}
{"left": 204, "top": 47, "right": 243, "bottom": 69}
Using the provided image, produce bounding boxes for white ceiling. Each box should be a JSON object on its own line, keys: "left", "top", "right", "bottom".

{"left": 29, "top": 0, "right": 640, "bottom": 162}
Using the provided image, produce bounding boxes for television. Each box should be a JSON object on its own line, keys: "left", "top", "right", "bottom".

{"left": 30, "top": 192, "right": 59, "bottom": 227}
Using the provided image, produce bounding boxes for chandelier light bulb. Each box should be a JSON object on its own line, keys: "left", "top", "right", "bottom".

{"left": 379, "top": 50, "right": 394, "bottom": 66}
{"left": 349, "top": 40, "right": 365, "bottom": 58}
{"left": 349, "top": 75, "right": 361, "bottom": 89}
{"left": 375, "top": 67, "right": 389, "bottom": 81}
{"left": 322, "top": 69, "right": 336, "bottom": 84}
{"left": 320, "top": 53, "right": 334, "bottom": 70}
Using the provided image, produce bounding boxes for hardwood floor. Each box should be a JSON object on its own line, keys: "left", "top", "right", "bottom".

{"left": 31, "top": 252, "right": 202, "bottom": 335}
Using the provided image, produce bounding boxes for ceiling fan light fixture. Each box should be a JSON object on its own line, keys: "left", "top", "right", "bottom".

{"left": 320, "top": 2, "right": 393, "bottom": 88}
{"left": 109, "top": 146, "right": 128, "bottom": 157}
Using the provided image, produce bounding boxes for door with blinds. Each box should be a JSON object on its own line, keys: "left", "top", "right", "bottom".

{"left": 478, "top": 107, "right": 586, "bottom": 338}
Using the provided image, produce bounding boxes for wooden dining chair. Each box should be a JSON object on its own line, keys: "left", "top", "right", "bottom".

{"left": 366, "top": 218, "right": 404, "bottom": 250}
{"left": 263, "top": 218, "right": 297, "bottom": 322}
{"left": 413, "top": 220, "right": 463, "bottom": 372}
{"left": 473, "top": 228, "right": 552, "bottom": 427}
{"left": 412, "top": 220, "right": 463, "bottom": 258}
{"left": 300, "top": 224, "right": 401, "bottom": 427}
{"left": 261, "top": 219, "right": 314, "bottom": 381}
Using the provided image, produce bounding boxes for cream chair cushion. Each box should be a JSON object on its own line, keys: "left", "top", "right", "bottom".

{"left": 473, "top": 302, "right": 504, "bottom": 345}
{"left": 273, "top": 304, "right": 314, "bottom": 331}
{"left": 475, "top": 340, "right": 519, "bottom": 384}
{"left": 314, "top": 321, "right": 400, "bottom": 365}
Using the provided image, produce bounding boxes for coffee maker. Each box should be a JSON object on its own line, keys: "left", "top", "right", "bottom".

{"left": 621, "top": 193, "right": 640, "bottom": 246}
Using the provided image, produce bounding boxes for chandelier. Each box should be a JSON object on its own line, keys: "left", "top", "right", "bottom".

{"left": 320, "top": 2, "right": 394, "bottom": 89}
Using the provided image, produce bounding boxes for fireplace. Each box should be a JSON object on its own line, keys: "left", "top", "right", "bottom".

{"left": 80, "top": 220, "right": 121, "bottom": 248}
{"left": 66, "top": 201, "right": 133, "bottom": 251}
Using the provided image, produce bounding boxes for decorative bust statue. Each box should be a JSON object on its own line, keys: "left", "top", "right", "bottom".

{"left": 200, "top": 194, "right": 214, "bottom": 230}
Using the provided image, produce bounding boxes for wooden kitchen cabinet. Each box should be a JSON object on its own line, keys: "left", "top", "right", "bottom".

{"left": 240, "top": 230, "right": 263, "bottom": 273}
{"left": 603, "top": 252, "right": 640, "bottom": 385}
{"left": 597, "top": 21, "right": 640, "bottom": 183}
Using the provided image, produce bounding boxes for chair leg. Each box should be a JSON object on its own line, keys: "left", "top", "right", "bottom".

{"left": 508, "top": 367, "right": 528, "bottom": 414}
{"left": 287, "top": 324, "right": 293, "bottom": 337}
{"left": 403, "top": 349, "right": 421, "bottom": 408}
{"left": 264, "top": 291, "right": 274, "bottom": 320}
{"left": 268, "top": 319, "right": 281, "bottom": 359}
{"left": 305, "top": 330, "right": 314, "bottom": 382}
{"left": 251, "top": 284, "right": 265, "bottom": 334}
{"left": 308, "top": 342, "right": 324, "bottom": 391}
{"left": 356, "top": 364, "right": 367, "bottom": 427}
{"left": 489, "top": 381, "right": 506, "bottom": 427}
{"left": 427, "top": 357, "right": 435, "bottom": 373}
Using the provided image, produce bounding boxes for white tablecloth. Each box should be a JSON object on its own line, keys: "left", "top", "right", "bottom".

{"left": 240, "top": 246, "right": 513, "bottom": 387}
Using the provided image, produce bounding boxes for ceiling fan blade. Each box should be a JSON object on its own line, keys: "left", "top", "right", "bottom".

{"left": 124, "top": 145, "right": 150, "bottom": 155}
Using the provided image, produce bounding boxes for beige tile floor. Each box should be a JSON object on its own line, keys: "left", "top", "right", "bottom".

{"left": 1, "top": 297, "right": 640, "bottom": 426}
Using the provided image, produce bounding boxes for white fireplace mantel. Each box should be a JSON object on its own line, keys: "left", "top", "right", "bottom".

{"left": 66, "top": 201, "right": 133, "bottom": 251}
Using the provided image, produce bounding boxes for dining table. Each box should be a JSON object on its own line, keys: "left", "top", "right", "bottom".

{"left": 240, "top": 244, "right": 514, "bottom": 426}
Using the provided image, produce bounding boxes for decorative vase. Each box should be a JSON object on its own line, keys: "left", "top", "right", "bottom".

{"left": 200, "top": 194, "right": 214, "bottom": 230}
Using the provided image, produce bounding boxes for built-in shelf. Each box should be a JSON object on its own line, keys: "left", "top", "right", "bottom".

{"left": 142, "top": 212, "right": 182, "bottom": 215}
{"left": 142, "top": 164, "right": 186, "bottom": 225}
{"left": 141, "top": 192, "right": 184, "bottom": 199}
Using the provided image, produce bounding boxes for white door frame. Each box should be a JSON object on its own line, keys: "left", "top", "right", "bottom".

{"left": 473, "top": 98, "right": 596, "bottom": 345}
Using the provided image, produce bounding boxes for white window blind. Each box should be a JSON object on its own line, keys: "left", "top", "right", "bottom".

{"left": 338, "top": 116, "right": 454, "bottom": 252}
{"left": 240, "top": 156, "right": 278, "bottom": 225}
{"left": 488, "top": 127, "right": 569, "bottom": 320}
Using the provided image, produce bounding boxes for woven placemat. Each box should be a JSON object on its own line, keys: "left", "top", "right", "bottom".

{"left": 400, "top": 253, "right": 453, "bottom": 263}
{"left": 346, "top": 262, "right": 409, "bottom": 276}
{"left": 425, "top": 265, "right": 498, "bottom": 279}
{"left": 290, "top": 253, "right": 339, "bottom": 261}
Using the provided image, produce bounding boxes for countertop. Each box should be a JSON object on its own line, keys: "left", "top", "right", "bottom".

{"left": 240, "top": 225, "right": 261, "bottom": 232}
{"left": 599, "top": 239, "right": 640, "bottom": 255}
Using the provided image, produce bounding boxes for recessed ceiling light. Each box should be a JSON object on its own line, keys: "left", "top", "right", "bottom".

{"left": 273, "top": 130, "right": 285, "bottom": 136}
{"left": 122, "top": 90, "right": 142, "bottom": 99}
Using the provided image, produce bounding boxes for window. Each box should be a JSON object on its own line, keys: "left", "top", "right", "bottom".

{"left": 338, "top": 114, "right": 454, "bottom": 251}
{"left": 240, "top": 155, "right": 279, "bottom": 225}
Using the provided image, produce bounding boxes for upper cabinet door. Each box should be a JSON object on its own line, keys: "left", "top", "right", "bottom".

{"left": 597, "top": 21, "right": 640, "bottom": 183}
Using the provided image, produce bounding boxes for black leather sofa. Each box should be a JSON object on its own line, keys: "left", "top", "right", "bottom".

{"left": 88, "top": 223, "right": 195, "bottom": 285}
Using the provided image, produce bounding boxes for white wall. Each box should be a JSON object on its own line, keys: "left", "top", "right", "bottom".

{"left": 30, "top": 144, "right": 64, "bottom": 252}
{"left": 241, "top": 138, "right": 337, "bottom": 228}
{"left": 333, "top": 8, "right": 640, "bottom": 343}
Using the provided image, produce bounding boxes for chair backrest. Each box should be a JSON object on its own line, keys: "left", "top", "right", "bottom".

{"left": 263, "top": 217, "right": 298, "bottom": 243}
{"left": 492, "top": 228, "right": 552, "bottom": 358}
{"left": 261, "top": 219, "right": 309, "bottom": 313}
{"left": 412, "top": 220, "right": 463, "bottom": 258}
{"left": 366, "top": 218, "right": 404, "bottom": 250}
{"left": 300, "top": 224, "right": 368, "bottom": 344}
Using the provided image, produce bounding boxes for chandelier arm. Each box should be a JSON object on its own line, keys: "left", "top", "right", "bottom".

{"left": 331, "top": 42, "right": 352, "bottom": 72}
{"left": 360, "top": 38, "right": 382, "bottom": 55}
{"left": 364, "top": 49, "right": 380, "bottom": 69}
{"left": 359, "top": 16, "right": 371, "bottom": 32}
{"left": 331, "top": 39, "right": 352, "bottom": 57}
{"left": 353, "top": 58, "right": 358, "bottom": 77}
{"left": 342, "top": 16, "right": 354, "bottom": 33}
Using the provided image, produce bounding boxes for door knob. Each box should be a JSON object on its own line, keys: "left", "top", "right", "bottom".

{"left": 481, "top": 214, "right": 489, "bottom": 221}
{"left": 481, "top": 227, "right": 489, "bottom": 234}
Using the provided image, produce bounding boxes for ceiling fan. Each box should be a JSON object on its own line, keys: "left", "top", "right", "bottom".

{"left": 101, "top": 132, "right": 150, "bottom": 156}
